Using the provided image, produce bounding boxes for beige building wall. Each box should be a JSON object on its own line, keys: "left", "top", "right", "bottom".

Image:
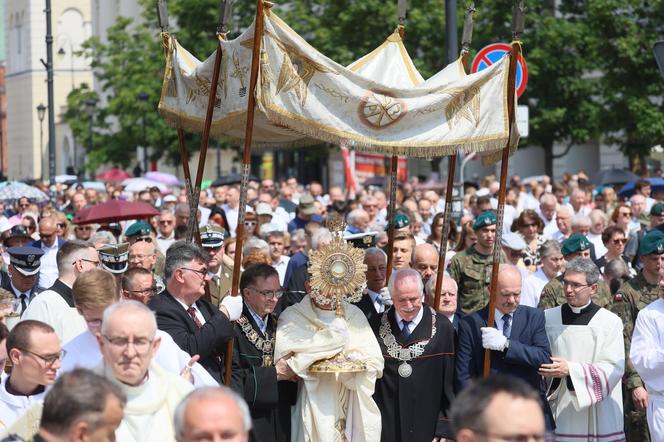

{"left": 5, "top": 0, "right": 93, "bottom": 180}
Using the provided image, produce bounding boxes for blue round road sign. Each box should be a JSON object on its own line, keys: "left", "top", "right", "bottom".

{"left": 471, "top": 43, "right": 528, "bottom": 97}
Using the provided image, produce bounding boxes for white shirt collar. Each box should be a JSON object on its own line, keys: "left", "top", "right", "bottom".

{"left": 394, "top": 307, "right": 424, "bottom": 329}
{"left": 569, "top": 299, "right": 592, "bottom": 314}
{"left": 41, "top": 240, "right": 59, "bottom": 251}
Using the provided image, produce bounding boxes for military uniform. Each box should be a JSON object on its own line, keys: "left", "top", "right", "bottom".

{"left": 200, "top": 225, "right": 233, "bottom": 307}
{"left": 609, "top": 229, "right": 664, "bottom": 442}
{"left": 537, "top": 274, "right": 613, "bottom": 310}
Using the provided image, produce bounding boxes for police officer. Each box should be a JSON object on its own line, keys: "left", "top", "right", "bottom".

{"left": 4, "top": 246, "right": 44, "bottom": 315}
{"left": 448, "top": 211, "right": 506, "bottom": 314}
{"left": 200, "top": 225, "right": 231, "bottom": 307}
{"left": 611, "top": 229, "right": 664, "bottom": 442}
{"left": 98, "top": 243, "right": 129, "bottom": 283}
{"left": 537, "top": 233, "right": 613, "bottom": 310}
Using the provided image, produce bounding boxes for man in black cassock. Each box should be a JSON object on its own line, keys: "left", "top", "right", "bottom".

{"left": 372, "top": 268, "right": 456, "bottom": 442}
{"left": 230, "top": 263, "right": 297, "bottom": 442}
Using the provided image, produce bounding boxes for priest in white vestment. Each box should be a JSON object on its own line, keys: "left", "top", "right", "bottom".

{"left": 630, "top": 296, "right": 664, "bottom": 442}
{"left": 275, "top": 295, "right": 383, "bottom": 442}
{"left": 540, "top": 258, "right": 625, "bottom": 442}
{"left": 96, "top": 300, "right": 193, "bottom": 442}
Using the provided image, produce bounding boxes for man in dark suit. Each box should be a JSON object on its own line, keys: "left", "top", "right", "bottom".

{"left": 372, "top": 268, "right": 456, "bottom": 442}
{"left": 30, "top": 216, "right": 66, "bottom": 290}
{"left": 230, "top": 264, "right": 296, "bottom": 442}
{"left": 355, "top": 246, "right": 390, "bottom": 324}
{"left": 425, "top": 273, "right": 465, "bottom": 332}
{"left": 456, "top": 264, "right": 554, "bottom": 430}
{"left": 148, "top": 241, "right": 243, "bottom": 383}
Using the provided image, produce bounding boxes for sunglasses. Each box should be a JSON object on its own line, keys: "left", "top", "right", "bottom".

{"left": 612, "top": 238, "right": 627, "bottom": 245}
{"left": 159, "top": 220, "right": 174, "bottom": 225}
{"left": 244, "top": 221, "right": 257, "bottom": 227}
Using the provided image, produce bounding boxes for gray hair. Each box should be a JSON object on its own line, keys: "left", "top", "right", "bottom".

{"left": 164, "top": 241, "right": 208, "bottom": 281}
{"left": 174, "top": 387, "right": 252, "bottom": 438}
{"left": 539, "top": 193, "right": 557, "bottom": 205}
{"left": 40, "top": 368, "right": 126, "bottom": 436}
{"left": 571, "top": 214, "right": 591, "bottom": 228}
{"left": 290, "top": 229, "right": 306, "bottom": 244}
{"left": 101, "top": 300, "right": 157, "bottom": 336}
{"left": 603, "top": 258, "right": 629, "bottom": 281}
{"left": 311, "top": 228, "right": 332, "bottom": 250}
{"left": 589, "top": 209, "right": 607, "bottom": 224}
{"left": 565, "top": 257, "right": 600, "bottom": 285}
{"left": 242, "top": 238, "right": 269, "bottom": 256}
{"left": 90, "top": 230, "right": 117, "bottom": 246}
{"left": 347, "top": 209, "right": 368, "bottom": 225}
{"left": 424, "top": 272, "right": 457, "bottom": 301}
{"left": 388, "top": 268, "right": 424, "bottom": 297}
{"left": 364, "top": 247, "right": 387, "bottom": 263}
{"left": 538, "top": 240, "right": 562, "bottom": 258}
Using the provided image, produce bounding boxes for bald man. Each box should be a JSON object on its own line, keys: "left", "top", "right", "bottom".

{"left": 413, "top": 243, "right": 439, "bottom": 285}
{"left": 456, "top": 264, "right": 554, "bottom": 430}
{"left": 31, "top": 217, "right": 65, "bottom": 289}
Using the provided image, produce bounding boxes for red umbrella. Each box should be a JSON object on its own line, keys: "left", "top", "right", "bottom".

{"left": 96, "top": 168, "right": 133, "bottom": 183}
{"left": 72, "top": 200, "right": 158, "bottom": 225}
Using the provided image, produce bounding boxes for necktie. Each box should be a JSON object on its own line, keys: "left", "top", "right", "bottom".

{"left": 502, "top": 313, "right": 512, "bottom": 338}
{"left": 374, "top": 295, "right": 384, "bottom": 313}
{"left": 187, "top": 306, "right": 203, "bottom": 329}
{"left": 401, "top": 320, "right": 411, "bottom": 339}
{"left": 19, "top": 294, "right": 27, "bottom": 314}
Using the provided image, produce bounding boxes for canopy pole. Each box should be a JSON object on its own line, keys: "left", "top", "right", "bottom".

{"left": 483, "top": 0, "right": 524, "bottom": 377}
{"left": 433, "top": 3, "right": 475, "bottom": 311}
{"left": 225, "top": 0, "right": 265, "bottom": 386}
{"left": 384, "top": 155, "right": 399, "bottom": 282}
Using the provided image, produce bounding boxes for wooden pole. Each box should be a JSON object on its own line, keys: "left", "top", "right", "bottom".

{"left": 433, "top": 4, "right": 475, "bottom": 311}
{"left": 483, "top": 0, "right": 524, "bottom": 377}
{"left": 384, "top": 155, "right": 399, "bottom": 282}
{"left": 225, "top": 0, "right": 265, "bottom": 386}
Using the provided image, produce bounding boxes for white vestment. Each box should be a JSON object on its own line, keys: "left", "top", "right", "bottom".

{"left": 61, "top": 329, "right": 217, "bottom": 387}
{"left": 21, "top": 290, "right": 86, "bottom": 345}
{"left": 97, "top": 362, "right": 193, "bottom": 442}
{"left": 630, "top": 298, "right": 664, "bottom": 442}
{"left": 544, "top": 306, "right": 625, "bottom": 442}
{"left": 274, "top": 296, "right": 384, "bottom": 442}
{"left": 0, "top": 377, "right": 45, "bottom": 438}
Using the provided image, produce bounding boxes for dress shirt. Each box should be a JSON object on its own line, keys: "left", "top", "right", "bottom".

{"left": 38, "top": 240, "right": 59, "bottom": 289}
{"left": 494, "top": 309, "right": 513, "bottom": 337}
{"left": 174, "top": 297, "right": 207, "bottom": 326}
{"left": 395, "top": 307, "right": 424, "bottom": 336}
{"left": 246, "top": 305, "right": 268, "bottom": 335}
{"left": 272, "top": 255, "right": 290, "bottom": 285}
{"left": 367, "top": 289, "right": 385, "bottom": 313}
{"left": 10, "top": 282, "right": 31, "bottom": 315}
{"left": 156, "top": 233, "right": 175, "bottom": 255}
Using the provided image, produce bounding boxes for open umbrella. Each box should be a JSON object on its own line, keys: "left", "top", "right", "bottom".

{"left": 211, "top": 173, "right": 260, "bottom": 187}
{"left": 72, "top": 200, "right": 159, "bottom": 225}
{"left": 96, "top": 168, "right": 133, "bottom": 183}
{"left": 618, "top": 177, "right": 664, "bottom": 199}
{"left": 120, "top": 178, "right": 168, "bottom": 193}
{"left": 0, "top": 182, "right": 49, "bottom": 202}
{"left": 144, "top": 171, "right": 181, "bottom": 186}
{"left": 362, "top": 176, "right": 387, "bottom": 187}
{"left": 589, "top": 168, "right": 639, "bottom": 186}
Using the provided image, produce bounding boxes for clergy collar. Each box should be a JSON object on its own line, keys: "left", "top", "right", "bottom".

{"left": 569, "top": 300, "right": 592, "bottom": 314}
{"left": 5, "top": 376, "right": 45, "bottom": 397}
{"left": 394, "top": 307, "right": 424, "bottom": 327}
{"left": 52, "top": 279, "right": 75, "bottom": 307}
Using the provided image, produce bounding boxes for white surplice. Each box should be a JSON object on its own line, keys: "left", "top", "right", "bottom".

{"left": 97, "top": 362, "right": 193, "bottom": 442}
{"left": 61, "top": 329, "right": 217, "bottom": 387}
{"left": 0, "top": 376, "right": 45, "bottom": 438}
{"left": 21, "top": 289, "right": 86, "bottom": 345}
{"left": 274, "top": 295, "right": 384, "bottom": 442}
{"left": 544, "top": 306, "right": 625, "bottom": 442}
{"left": 630, "top": 297, "right": 664, "bottom": 442}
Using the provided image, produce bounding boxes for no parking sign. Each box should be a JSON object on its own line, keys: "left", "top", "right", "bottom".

{"left": 471, "top": 43, "right": 528, "bottom": 98}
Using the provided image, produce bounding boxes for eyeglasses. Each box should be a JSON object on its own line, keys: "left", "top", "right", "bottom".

{"left": 562, "top": 280, "right": 590, "bottom": 291}
{"left": 74, "top": 258, "right": 101, "bottom": 268}
{"left": 244, "top": 221, "right": 257, "bottom": 227}
{"left": 125, "top": 286, "right": 157, "bottom": 295}
{"left": 159, "top": 220, "right": 174, "bottom": 225}
{"left": 57, "top": 223, "right": 66, "bottom": 229}
{"left": 75, "top": 226, "right": 93, "bottom": 231}
{"left": 612, "top": 238, "right": 627, "bottom": 245}
{"left": 619, "top": 211, "right": 633, "bottom": 217}
{"left": 471, "top": 430, "right": 552, "bottom": 442}
{"left": 129, "top": 254, "right": 154, "bottom": 261}
{"left": 19, "top": 348, "right": 66, "bottom": 366}
{"left": 134, "top": 237, "right": 153, "bottom": 243}
{"left": 521, "top": 222, "right": 537, "bottom": 228}
{"left": 249, "top": 287, "right": 284, "bottom": 299}
{"left": 102, "top": 335, "right": 154, "bottom": 354}
{"left": 18, "top": 203, "right": 30, "bottom": 208}
{"left": 40, "top": 233, "right": 54, "bottom": 240}
{"left": 180, "top": 267, "right": 208, "bottom": 279}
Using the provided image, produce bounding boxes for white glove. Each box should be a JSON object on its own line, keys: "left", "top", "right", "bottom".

{"left": 480, "top": 327, "right": 508, "bottom": 351}
{"left": 379, "top": 287, "right": 393, "bottom": 306}
{"left": 220, "top": 295, "right": 243, "bottom": 321}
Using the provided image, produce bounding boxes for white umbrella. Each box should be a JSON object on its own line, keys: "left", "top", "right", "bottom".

{"left": 121, "top": 178, "right": 168, "bottom": 193}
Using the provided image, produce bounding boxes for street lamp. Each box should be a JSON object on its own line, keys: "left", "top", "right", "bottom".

{"left": 36, "top": 103, "right": 47, "bottom": 180}
{"left": 84, "top": 97, "right": 98, "bottom": 179}
{"left": 137, "top": 91, "right": 149, "bottom": 174}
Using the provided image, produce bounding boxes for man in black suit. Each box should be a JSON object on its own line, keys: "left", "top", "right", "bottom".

{"left": 230, "top": 264, "right": 296, "bottom": 442}
{"left": 148, "top": 241, "right": 242, "bottom": 384}
{"left": 372, "top": 268, "right": 456, "bottom": 442}
{"left": 456, "top": 264, "right": 554, "bottom": 430}
{"left": 354, "top": 246, "right": 390, "bottom": 324}
{"left": 425, "top": 273, "right": 465, "bottom": 332}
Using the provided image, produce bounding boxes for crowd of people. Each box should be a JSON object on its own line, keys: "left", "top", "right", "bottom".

{"left": 0, "top": 171, "right": 660, "bottom": 441}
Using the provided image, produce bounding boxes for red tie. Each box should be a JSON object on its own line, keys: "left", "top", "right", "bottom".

{"left": 187, "top": 306, "right": 203, "bottom": 329}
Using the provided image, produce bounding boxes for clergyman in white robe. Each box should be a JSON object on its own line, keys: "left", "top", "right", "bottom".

{"left": 630, "top": 297, "right": 664, "bottom": 442}
{"left": 544, "top": 306, "right": 625, "bottom": 442}
{"left": 274, "top": 295, "right": 384, "bottom": 442}
{"left": 61, "top": 329, "right": 217, "bottom": 387}
{"left": 0, "top": 376, "right": 44, "bottom": 437}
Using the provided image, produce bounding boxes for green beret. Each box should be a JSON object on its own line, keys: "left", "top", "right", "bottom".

{"left": 561, "top": 233, "right": 591, "bottom": 256}
{"left": 638, "top": 230, "right": 664, "bottom": 257}
{"left": 473, "top": 211, "right": 497, "bottom": 230}
{"left": 651, "top": 203, "right": 664, "bottom": 217}
{"left": 385, "top": 213, "right": 410, "bottom": 231}
{"left": 125, "top": 221, "right": 152, "bottom": 238}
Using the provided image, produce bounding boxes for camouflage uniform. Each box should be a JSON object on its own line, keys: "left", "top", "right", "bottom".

{"left": 537, "top": 275, "right": 613, "bottom": 310}
{"left": 611, "top": 272, "right": 660, "bottom": 442}
{"left": 448, "top": 245, "right": 506, "bottom": 314}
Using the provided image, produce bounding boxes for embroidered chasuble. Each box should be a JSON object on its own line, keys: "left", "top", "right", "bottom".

{"left": 544, "top": 304, "right": 625, "bottom": 442}
{"left": 274, "top": 295, "right": 384, "bottom": 442}
{"left": 97, "top": 363, "right": 193, "bottom": 442}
